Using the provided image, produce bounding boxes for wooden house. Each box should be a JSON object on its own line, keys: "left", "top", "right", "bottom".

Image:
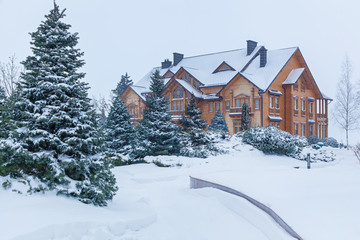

{"left": 122, "top": 40, "right": 331, "bottom": 137}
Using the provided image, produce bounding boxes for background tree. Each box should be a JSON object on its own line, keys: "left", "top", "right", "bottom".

{"left": 240, "top": 103, "right": 250, "bottom": 131}
{"left": 332, "top": 56, "right": 359, "bottom": 148}
{"left": 113, "top": 72, "right": 133, "bottom": 97}
{"left": 208, "top": 109, "right": 228, "bottom": 133}
{"left": 5, "top": 3, "right": 117, "bottom": 206}
{"left": 105, "top": 94, "right": 134, "bottom": 154}
{"left": 132, "top": 70, "right": 180, "bottom": 159}
{"left": 0, "top": 55, "right": 21, "bottom": 97}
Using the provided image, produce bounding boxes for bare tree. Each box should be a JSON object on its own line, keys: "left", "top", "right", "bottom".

{"left": 91, "top": 95, "right": 111, "bottom": 126}
{"left": 0, "top": 55, "right": 21, "bottom": 97}
{"left": 332, "top": 56, "right": 359, "bottom": 148}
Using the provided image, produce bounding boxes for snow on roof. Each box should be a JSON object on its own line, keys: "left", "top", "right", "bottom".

{"left": 282, "top": 68, "right": 305, "bottom": 85}
{"left": 268, "top": 89, "right": 283, "bottom": 96}
{"left": 130, "top": 85, "right": 147, "bottom": 101}
{"left": 175, "top": 79, "right": 221, "bottom": 100}
{"left": 268, "top": 116, "right": 283, "bottom": 122}
{"left": 242, "top": 47, "right": 298, "bottom": 90}
{"left": 308, "top": 119, "right": 316, "bottom": 124}
{"left": 321, "top": 91, "right": 333, "bottom": 101}
{"left": 175, "top": 79, "right": 203, "bottom": 98}
{"left": 132, "top": 46, "right": 299, "bottom": 97}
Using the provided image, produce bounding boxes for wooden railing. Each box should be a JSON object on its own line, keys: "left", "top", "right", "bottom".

{"left": 169, "top": 110, "right": 185, "bottom": 116}
{"left": 301, "top": 111, "right": 306, "bottom": 117}
{"left": 317, "top": 113, "right": 327, "bottom": 119}
{"left": 190, "top": 176, "right": 303, "bottom": 240}
{"left": 230, "top": 107, "right": 252, "bottom": 113}
{"left": 294, "top": 110, "right": 299, "bottom": 116}
{"left": 269, "top": 108, "right": 280, "bottom": 115}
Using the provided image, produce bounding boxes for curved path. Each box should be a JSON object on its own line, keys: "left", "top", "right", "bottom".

{"left": 190, "top": 176, "right": 303, "bottom": 240}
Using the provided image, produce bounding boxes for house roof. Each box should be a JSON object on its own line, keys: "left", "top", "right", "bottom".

{"left": 282, "top": 68, "right": 305, "bottom": 85}
{"left": 130, "top": 43, "right": 329, "bottom": 100}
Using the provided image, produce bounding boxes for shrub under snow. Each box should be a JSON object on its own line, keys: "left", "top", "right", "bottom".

{"left": 242, "top": 127, "right": 307, "bottom": 155}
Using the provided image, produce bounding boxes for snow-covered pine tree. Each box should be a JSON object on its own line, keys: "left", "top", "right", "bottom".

{"left": 241, "top": 103, "right": 250, "bottom": 131}
{"left": 208, "top": 109, "right": 228, "bottom": 133}
{"left": 132, "top": 70, "right": 180, "bottom": 159}
{"left": 105, "top": 94, "right": 134, "bottom": 154}
{"left": 179, "top": 94, "right": 207, "bottom": 131}
{"left": 8, "top": 3, "right": 117, "bottom": 206}
{"left": 113, "top": 73, "right": 133, "bottom": 97}
{"left": 0, "top": 86, "right": 10, "bottom": 138}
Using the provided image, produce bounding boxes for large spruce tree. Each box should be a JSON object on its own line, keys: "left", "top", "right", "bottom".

{"left": 179, "top": 95, "right": 207, "bottom": 132}
{"left": 105, "top": 95, "right": 134, "bottom": 154}
{"left": 7, "top": 3, "right": 117, "bottom": 206}
{"left": 132, "top": 70, "right": 180, "bottom": 159}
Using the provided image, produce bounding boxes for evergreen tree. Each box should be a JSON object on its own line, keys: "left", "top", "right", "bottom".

{"left": 241, "top": 103, "right": 250, "bottom": 131}
{"left": 113, "top": 73, "right": 133, "bottom": 97}
{"left": 5, "top": 3, "right": 117, "bottom": 206}
{"left": 208, "top": 109, "right": 228, "bottom": 133}
{"left": 0, "top": 86, "right": 10, "bottom": 138}
{"left": 179, "top": 95, "right": 207, "bottom": 131}
{"left": 132, "top": 70, "right": 180, "bottom": 159}
{"left": 105, "top": 95, "right": 134, "bottom": 154}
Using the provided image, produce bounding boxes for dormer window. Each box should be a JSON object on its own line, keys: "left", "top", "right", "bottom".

{"left": 213, "top": 62, "right": 235, "bottom": 73}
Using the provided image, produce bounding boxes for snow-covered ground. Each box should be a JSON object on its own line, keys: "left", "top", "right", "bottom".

{"left": 1, "top": 137, "right": 360, "bottom": 240}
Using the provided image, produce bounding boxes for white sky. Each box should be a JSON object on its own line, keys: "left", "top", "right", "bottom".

{"left": 0, "top": 0, "right": 359, "bottom": 144}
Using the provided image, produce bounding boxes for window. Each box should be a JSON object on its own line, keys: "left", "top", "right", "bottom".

{"left": 301, "top": 81, "right": 306, "bottom": 92}
{"left": 294, "top": 123, "right": 298, "bottom": 135}
{"left": 270, "top": 96, "right": 274, "bottom": 109}
{"left": 181, "top": 74, "right": 190, "bottom": 83}
{"left": 216, "top": 102, "right": 220, "bottom": 111}
{"left": 226, "top": 101, "right": 230, "bottom": 111}
{"left": 294, "top": 98, "right": 298, "bottom": 110}
{"left": 209, "top": 103, "right": 213, "bottom": 112}
{"left": 236, "top": 99, "right": 240, "bottom": 108}
{"left": 309, "top": 102, "right": 313, "bottom": 113}
{"left": 309, "top": 125, "right": 313, "bottom": 136}
{"left": 301, "top": 100, "right": 305, "bottom": 111}
{"left": 128, "top": 104, "right": 138, "bottom": 118}
{"left": 302, "top": 124, "right": 305, "bottom": 136}
{"left": 220, "top": 65, "right": 230, "bottom": 71}
{"left": 172, "top": 100, "right": 183, "bottom": 111}
{"left": 294, "top": 84, "right": 299, "bottom": 91}
{"left": 173, "top": 86, "right": 183, "bottom": 99}
{"left": 234, "top": 122, "right": 240, "bottom": 134}
{"left": 255, "top": 99, "right": 260, "bottom": 110}
{"left": 275, "top": 97, "right": 279, "bottom": 109}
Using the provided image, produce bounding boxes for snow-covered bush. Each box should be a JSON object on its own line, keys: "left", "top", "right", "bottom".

{"left": 242, "top": 127, "right": 307, "bottom": 156}
{"left": 308, "top": 135, "right": 339, "bottom": 148}
{"left": 321, "top": 137, "right": 340, "bottom": 148}
{"left": 180, "top": 131, "right": 227, "bottom": 158}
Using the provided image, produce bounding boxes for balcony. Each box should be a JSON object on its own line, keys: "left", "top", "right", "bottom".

{"left": 229, "top": 107, "right": 252, "bottom": 117}
{"left": 169, "top": 110, "right": 185, "bottom": 116}
{"left": 269, "top": 108, "right": 280, "bottom": 115}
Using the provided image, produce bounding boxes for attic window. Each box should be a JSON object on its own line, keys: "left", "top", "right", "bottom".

{"left": 181, "top": 74, "right": 190, "bottom": 83}
{"left": 213, "top": 62, "right": 234, "bottom": 73}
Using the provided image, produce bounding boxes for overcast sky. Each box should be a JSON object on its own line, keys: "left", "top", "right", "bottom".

{"left": 0, "top": 0, "right": 359, "bottom": 143}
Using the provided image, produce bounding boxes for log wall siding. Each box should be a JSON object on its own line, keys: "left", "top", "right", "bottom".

{"left": 189, "top": 176, "right": 303, "bottom": 240}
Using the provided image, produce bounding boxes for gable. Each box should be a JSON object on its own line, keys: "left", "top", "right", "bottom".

{"left": 268, "top": 49, "right": 322, "bottom": 98}
{"left": 213, "top": 61, "right": 235, "bottom": 73}
{"left": 162, "top": 70, "right": 174, "bottom": 78}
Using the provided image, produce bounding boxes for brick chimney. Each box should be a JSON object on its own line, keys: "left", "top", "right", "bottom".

{"left": 247, "top": 40, "right": 257, "bottom": 56}
{"left": 173, "top": 52, "right": 184, "bottom": 66}
{"left": 161, "top": 59, "right": 172, "bottom": 69}
{"left": 260, "top": 47, "right": 267, "bottom": 67}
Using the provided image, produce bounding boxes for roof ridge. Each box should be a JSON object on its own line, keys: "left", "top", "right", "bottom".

{"left": 183, "top": 48, "right": 245, "bottom": 59}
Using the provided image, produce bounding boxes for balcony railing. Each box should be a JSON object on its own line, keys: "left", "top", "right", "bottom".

{"left": 317, "top": 113, "right": 327, "bottom": 119}
{"left": 269, "top": 108, "right": 280, "bottom": 115}
{"left": 230, "top": 107, "right": 252, "bottom": 113}
{"left": 169, "top": 110, "right": 185, "bottom": 116}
